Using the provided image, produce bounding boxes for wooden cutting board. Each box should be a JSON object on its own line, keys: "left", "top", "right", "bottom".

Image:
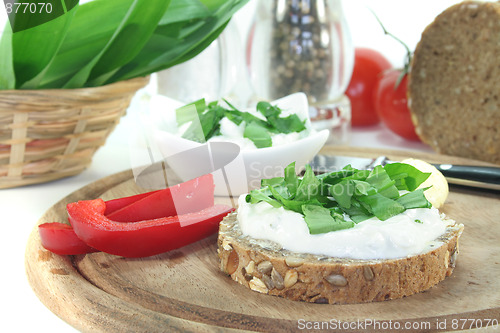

{"left": 25, "top": 146, "right": 500, "bottom": 332}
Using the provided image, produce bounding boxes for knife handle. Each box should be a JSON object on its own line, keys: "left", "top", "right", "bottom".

{"left": 433, "top": 163, "right": 500, "bottom": 189}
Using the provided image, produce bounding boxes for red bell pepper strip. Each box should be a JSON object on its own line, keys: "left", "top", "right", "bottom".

{"left": 104, "top": 190, "right": 160, "bottom": 216}
{"left": 39, "top": 186, "right": 157, "bottom": 255}
{"left": 106, "top": 173, "right": 214, "bottom": 222}
{"left": 38, "top": 174, "right": 220, "bottom": 256}
{"left": 68, "top": 198, "right": 233, "bottom": 258}
{"left": 38, "top": 222, "right": 97, "bottom": 255}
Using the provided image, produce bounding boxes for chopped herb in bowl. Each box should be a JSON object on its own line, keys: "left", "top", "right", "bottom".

{"left": 153, "top": 93, "right": 330, "bottom": 196}
{"left": 175, "top": 98, "right": 308, "bottom": 149}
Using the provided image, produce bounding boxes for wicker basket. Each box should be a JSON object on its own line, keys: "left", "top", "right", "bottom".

{"left": 0, "top": 76, "right": 150, "bottom": 188}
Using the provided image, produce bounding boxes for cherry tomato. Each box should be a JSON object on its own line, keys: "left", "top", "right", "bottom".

{"left": 345, "top": 48, "right": 392, "bottom": 126}
{"left": 374, "top": 69, "right": 420, "bottom": 141}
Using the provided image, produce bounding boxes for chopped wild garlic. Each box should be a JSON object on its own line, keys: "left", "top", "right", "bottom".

{"left": 176, "top": 99, "right": 306, "bottom": 148}
{"left": 246, "top": 162, "right": 432, "bottom": 234}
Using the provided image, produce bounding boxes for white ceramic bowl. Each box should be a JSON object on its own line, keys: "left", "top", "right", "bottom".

{"left": 152, "top": 93, "right": 329, "bottom": 196}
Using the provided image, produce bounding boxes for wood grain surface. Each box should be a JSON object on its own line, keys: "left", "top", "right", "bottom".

{"left": 25, "top": 146, "right": 500, "bottom": 332}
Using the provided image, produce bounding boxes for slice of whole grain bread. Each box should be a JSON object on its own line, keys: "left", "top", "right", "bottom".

{"left": 408, "top": 1, "right": 500, "bottom": 164}
{"left": 217, "top": 212, "right": 463, "bottom": 304}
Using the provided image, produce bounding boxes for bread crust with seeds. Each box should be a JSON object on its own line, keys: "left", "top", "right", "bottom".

{"left": 217, "top": 212, "right": 463, "bottom": 304}
{"left": 408, "top": 1, "right": 500, "bottom": 164}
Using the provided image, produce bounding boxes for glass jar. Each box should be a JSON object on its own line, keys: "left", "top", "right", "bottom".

{"left": 156, "top": 20, "right": 241, "bottom": 104}
{"left": 247, "top": 0, "right": 354, "bottom": 143}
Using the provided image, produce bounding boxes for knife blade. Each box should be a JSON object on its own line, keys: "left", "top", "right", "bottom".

{"left": 310, "top": 154, "right": 500, "bottom": 191}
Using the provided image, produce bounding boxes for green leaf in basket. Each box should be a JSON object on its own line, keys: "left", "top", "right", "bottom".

{"left": 161, "top": 21, "right": 228, "bottom": 69}
{"left": 12, "top": 0, "right": 116, "bottom": 88}
{"left": 158, "top": 0, "right": 211, "bottom": 25}
{"left": 63, "top": 0, "right": 171, "bottom": 88}
{"left": 12, "top": 3, "right": 78, "bottom": 89}
{"left": 38, "top": 0, "right": 133, "bottom": 89}
{"left": 1, "top": 0, "right": 249, "bottom": 89}
{"left": 85, "top": 0, "right": 172, "bottom": 86}
{"left": 105, "top": 0, "right": 248, "bottom": 84}
{"left": 0, "top": 23, "right": 15, "bottom": 90}
{"left": 5, "top": 0, "right": 78, "bottom": 33}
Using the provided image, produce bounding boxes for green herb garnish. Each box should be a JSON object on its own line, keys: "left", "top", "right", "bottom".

{"left": 176, "top": 99, "right": 306, "bottom": 148}
{"left": 0, "top": 0, "right": 250, "bottom": 90}
{"left": 246, "top": 162, "right": 432, "bottom": 234}
{"left": 302, "top": 204, "right": 355, "bottom": 234}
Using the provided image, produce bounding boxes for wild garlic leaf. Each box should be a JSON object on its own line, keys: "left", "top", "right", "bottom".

{"left": 243, "top": 122, "right": 272, "bottom": 148}
{"left": 14, "top": 4, "right": 78, "bottom": 89}
{"left": 261, "top": 177, "right": 284, "bottom": 187}
{"left": 358, "top": 193, "right": 406, "bottom": 221}
{"left": 246, "top": 188, "right": 282, "bottom": 208}
{"left": 317, "top": 167, "right": 356, "bottom": 184}
{"left": 256, "top": 101, "right": 306, "bottom": 134}
{"left": 176, "top": 99, "right": 206, "bottom": 126}
{"left": 109, "top": 0, "right": 249, "bottom": 83}
{"left": 37, "top": 0, "right": 133, "bottom": 88}
{"left": 385, "top": 162, "right": 431, "bottom": 191}
{"left": 284, "top": 162, "right": 299, "bottom": 197}
{"left": 302, "top": 204, "right": 354, "bottom": 234}
{"left": 332, "top": 218, "right": 355, "bottom": 231}
{"left": 158, "top": 0, "right": 211, "bottom": 25}
{"left": 365, "top": 165, "right": 400, "bottom": 199}
{"left": 302, "top": 205, "right": 336, "bottom": 234}
{"left": 329, "top": 180, "right": 355, "bottom": 209}
{"left": 0, "top": 23, "right": 15, "bottom": 89}
{"left": 268, "top": 114, "right": 306, "bottom": 134}
{"left": 86, "top": 0, "right": 172, "bottom": 86}
{"left": 176, "top": 97, "right": 306, "bottom": 147}
{"left": 256, "top": 101, "right": 279, "bottom": 118}
{"left": 295, "top": 165, "right": 321, "bottom": 201}
{"left": 200, "top": 110, "right": 223, "bottom": 140}
{"left": 225, "top": 109, "right": 268, "bottom": 128}
{"left": 2, "top": 0, "right": 249, "bottom": 89}
{"left": 347, "top": 169, "right": 371, "bottom": 181}
{"left": 396, "top": 188, "right": 432, "bottom": 209}
{"left": 246, "top": 161, "right": 435, "bottom": 234}
{"left": 352, "top": 180, "right": 374, "bottom": 196}
{"left": 343, "top": 201, "right": 372, "bottom": 223}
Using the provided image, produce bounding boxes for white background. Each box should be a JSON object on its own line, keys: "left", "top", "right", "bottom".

{"left": 0, "top": 1, "right": 481, "bottom": 332}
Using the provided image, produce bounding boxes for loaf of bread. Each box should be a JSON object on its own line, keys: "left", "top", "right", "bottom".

{"left": 408, "top": 1, "right": 500, "bottom": 164}
{"left": 217, "top": 212, "right": 463, "bottom": 304}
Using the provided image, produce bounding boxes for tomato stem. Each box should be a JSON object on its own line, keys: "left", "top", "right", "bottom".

{"left": 370, "top": 9, "right": 412, "bottom": 89}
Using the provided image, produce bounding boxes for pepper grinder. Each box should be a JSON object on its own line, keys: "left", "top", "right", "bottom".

{"left": 247, "top": 0, "right": 354, "bottom": 143}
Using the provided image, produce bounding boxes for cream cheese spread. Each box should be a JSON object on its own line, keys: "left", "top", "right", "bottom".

{"left": 237, "top": 195, "right": 452, "bottom": 260}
